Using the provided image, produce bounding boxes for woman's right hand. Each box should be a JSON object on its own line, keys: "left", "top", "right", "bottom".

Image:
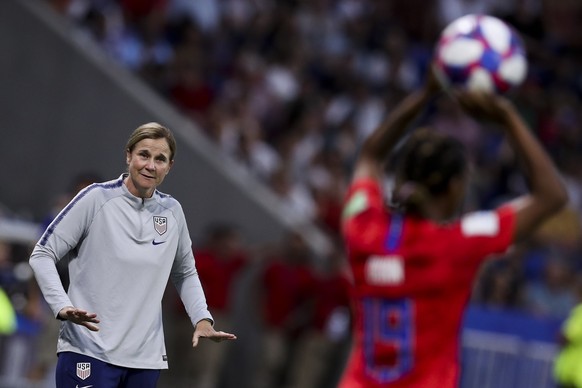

{"left": 453, "top": 89, "right": 514, "bottom": 124}
{"left": 58, "top": 306, "right": 100, "bottom": 331}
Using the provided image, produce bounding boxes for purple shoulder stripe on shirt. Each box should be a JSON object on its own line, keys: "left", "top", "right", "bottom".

{"left": 39, "top": 179, "right": 123, "bottom": 246}
{"left": 155, "top": 190, "right": 171, "bottom": 199}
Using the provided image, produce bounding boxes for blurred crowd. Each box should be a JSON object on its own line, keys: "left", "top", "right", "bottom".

{"left": 1, "top": 0, "right": 582, "bottom": 386}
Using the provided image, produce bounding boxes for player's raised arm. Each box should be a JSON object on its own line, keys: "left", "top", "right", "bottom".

{"left": 353, "top": 70, "right": 442, "bottom": 183}
{"left": 456, "top": 91, "right": 568, "bottom": 242}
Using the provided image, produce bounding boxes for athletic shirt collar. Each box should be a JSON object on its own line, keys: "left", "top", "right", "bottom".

{"left": 119, "top": 173, "right": 158, "bottom": 208}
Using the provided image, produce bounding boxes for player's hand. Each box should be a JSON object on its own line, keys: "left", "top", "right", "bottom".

{"left": 192, "top": 319, "right": 237, "bottom": 347}
{"left": 58, "top": 306, "right": 100, "bottom": 331}
{"left": 453, "top": 89, "right": 513, "bottom": 123}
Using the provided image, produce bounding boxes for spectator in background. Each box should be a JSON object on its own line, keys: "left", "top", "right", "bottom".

{"left": 195, "top": 224, "right": 249, "bottom": 321}
{"left": 167, "top": 223, "right": 249, "bottom": 388}
{"left": 473, "top": 260, "right": 525, "bottom": 310}
{"left": 0, "top": 240, "right": 44, "bottom": 384}
{"left": 0, "top": 285, "right": 17, "bottom": 384}
{"left": 41, "top": 171, "right": 104, "bottom": 231}
{"left": 40, "top": 172, "right": 103, "bottom": 295}
{"left": 285, "top": 243, "right": 352, "bottom": 388}
{"left": 0, "top": 243, "right": 18, "bottom": 375}
{"left": 310, "top": 149, "right": 348, "bottom": 238}
{"left": 112, "top": 0, "right": 174, "bottom": 88}
{"left": 227, "top": 111, "right": 282, "bottom": 183}
{"left": 0, "top": 240, "right": 16, "bottom": 297}
{"left": 254, "top": 232, "right": 318, "bottom": 388}
{"left": 167, "top": 19, "right": 216, "bottom": 124}
{"left": 269, "top": 166, "right": 317, "bottom": 224}
{"left": 524, "top": 253, "right": 576, "bottom": 319}
{"left": 472, "top": 245, "right": 528, "bottom": 310}
{"left": 0, "top": 287, "right": 16, "bottom": 335}
{"left": 554, "top": 276, "right": 582, "bottom": 388}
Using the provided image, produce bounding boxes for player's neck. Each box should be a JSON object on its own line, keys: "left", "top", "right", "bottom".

{"left": 423, "top": 196, "right": 456, "bottom": 223}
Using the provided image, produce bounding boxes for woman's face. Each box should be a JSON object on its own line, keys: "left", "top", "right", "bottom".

{"left": 125, "top": 138, "right": 173, "bottom": 198}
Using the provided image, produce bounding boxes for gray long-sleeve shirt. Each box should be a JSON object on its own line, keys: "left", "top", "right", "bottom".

{"left": 29, "top": 174, "right": 213, "bottom": 369}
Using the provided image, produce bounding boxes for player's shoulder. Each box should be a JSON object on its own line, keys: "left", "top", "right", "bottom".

{"left": 155, "top": 190, "right": 179, "bottom": 207}
{"left": 411, "top": 210, "right": 503, "bottom": 243}
{"left": 73, "top": 177, "right": 124, "bottom": 203}
{"left": 154, "top": 190, "right": 185, "bottom": 220}
{"left": 342, "top": 178, "right": 385, "bottom": 220}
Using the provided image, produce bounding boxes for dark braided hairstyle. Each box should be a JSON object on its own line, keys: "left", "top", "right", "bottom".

{"left": 392, "top": 128, "right": 467, "bottom": 214}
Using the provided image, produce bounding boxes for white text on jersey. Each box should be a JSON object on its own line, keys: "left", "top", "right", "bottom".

{"left": 366, "top": 255, "right": 404, "bottom": 285}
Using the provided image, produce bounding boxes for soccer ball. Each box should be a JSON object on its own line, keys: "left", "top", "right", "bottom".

{"left": 434, "top": 14, "right": 527, "bottom": 94}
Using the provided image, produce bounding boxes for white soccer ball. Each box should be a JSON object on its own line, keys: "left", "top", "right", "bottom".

{"left": 434, "top": 14, "right": 528, "bottom": 94}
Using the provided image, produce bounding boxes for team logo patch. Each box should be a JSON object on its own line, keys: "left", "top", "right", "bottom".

{"left": 76, "top": 362, "right": 91, "bottom": 380}
{"left": 342, "top": 190, "right": 369, "bottom": 220}
{"left": 153, "top": 216, "right": 167, "bottom": 235}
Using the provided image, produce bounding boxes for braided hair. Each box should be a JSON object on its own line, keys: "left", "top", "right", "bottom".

{"left": 392, "top": 128, "right": 467, "bottom": 214}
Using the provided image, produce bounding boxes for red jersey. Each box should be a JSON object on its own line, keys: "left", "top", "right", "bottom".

{"left": 312, "top": 270, "right": 352, "bottom": 332}
{"left": 339, "top": 178, "right": 515, "bottom": 388}
{"left": 195, "top": 249, "right": 248, "bottom": 312}
{"left": 262, "top": 259, "right": 317, "bottom": 331}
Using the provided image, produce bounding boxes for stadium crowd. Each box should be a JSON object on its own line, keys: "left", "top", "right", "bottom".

{"left": 1, "top": 0, "right": 582, "bottom": 387}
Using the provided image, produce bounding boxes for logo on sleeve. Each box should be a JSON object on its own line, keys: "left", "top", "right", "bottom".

{"left": 76, "top": 362, "right": 91, "bottom": 380}
{"left": 342, "top": 190, "right": 369, "bottom": 220}
{"left": 461, "top": 211, "right": 499, "bottom": 237}
{"left": 153, "top": 216, "right": 167, "bottom": 235}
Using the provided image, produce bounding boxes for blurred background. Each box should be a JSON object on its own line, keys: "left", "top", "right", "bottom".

{"left": 0, "top": 0, "right": 581, "bottom": 387}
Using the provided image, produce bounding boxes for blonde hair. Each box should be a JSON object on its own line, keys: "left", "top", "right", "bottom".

{"left": 125, "top": 122, "right": 176, "bottom": 161}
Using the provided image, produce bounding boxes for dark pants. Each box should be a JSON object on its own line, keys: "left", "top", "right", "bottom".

{"left": 56, "top": 351, "right": 161, "bottom": 388}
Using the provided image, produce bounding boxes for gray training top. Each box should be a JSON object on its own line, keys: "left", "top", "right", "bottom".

{"left": 29, "top": 174, "right": 213, "bottom": 369}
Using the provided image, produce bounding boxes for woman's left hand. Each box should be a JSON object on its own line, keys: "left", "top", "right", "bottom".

{"left": 192, "top": 319, "right": 237, "bottom": 347}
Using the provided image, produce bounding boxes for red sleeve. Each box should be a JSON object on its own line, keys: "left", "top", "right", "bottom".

{"left": 342, "top": 178, "right": 385, "bottom": 214}
{"left": 448, "top": 205, "right": 516, "bottom": 265}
